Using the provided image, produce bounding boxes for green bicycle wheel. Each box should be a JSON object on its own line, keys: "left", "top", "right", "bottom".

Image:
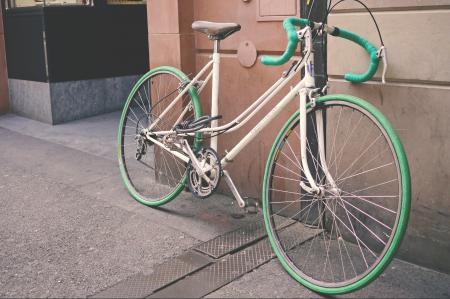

{"left": 118, "top": 66, "right": 202, "bottom": 207}
{"left": 263, "top": 94, "right": 410, "bottom": 294}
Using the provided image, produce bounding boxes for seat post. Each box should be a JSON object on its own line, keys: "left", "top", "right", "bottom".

{"left": 213, "top": 40, "right": 220, "bottom": 53}
{"left": 210, "top": 39, "right": 221, "bottom": 151}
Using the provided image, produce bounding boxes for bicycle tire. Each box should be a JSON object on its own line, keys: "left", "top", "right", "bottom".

{"left": 118, "top": 66, "right": 202, "bottom": 207}
{"left": 262, "top": 94, "right": 410, "bottom": 294}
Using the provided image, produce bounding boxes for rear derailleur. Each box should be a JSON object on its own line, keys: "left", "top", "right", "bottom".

{"left": 135, "top": 132, "right": 147, "bottom": 161}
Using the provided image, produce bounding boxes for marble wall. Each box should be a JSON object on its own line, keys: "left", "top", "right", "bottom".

{"left": 8, "top": 75, "right": 140, "bottom": 124}
{"left": 50, "top": 75, "right": 140, "bottom": 124}
{"left": 8, "top": 79, "right": 52, "bottom": 123}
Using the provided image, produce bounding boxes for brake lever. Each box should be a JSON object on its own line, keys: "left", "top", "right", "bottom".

{"left": 377, "top": 46, "right": 388, "bottom": 84}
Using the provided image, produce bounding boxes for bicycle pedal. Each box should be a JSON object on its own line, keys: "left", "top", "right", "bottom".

{"left": 229, "top": 200, "right": 246, "bottom": 219}
{"left": 243, "top": 197, "right": 259, "bottom": 214}
{"left": 230, "top": 212, "right": 246, "bottom": 219}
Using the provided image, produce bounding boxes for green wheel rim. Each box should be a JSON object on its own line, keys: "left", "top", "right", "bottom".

{"left": 118, "top": 66, "right": 202, "bottom": 207}
{"left": 262, "top": 94, "right": 411, "bottom": 295}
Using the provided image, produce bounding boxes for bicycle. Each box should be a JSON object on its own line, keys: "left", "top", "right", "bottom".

{"left": 117, "top": 14, "right": 411, "bottom": 295}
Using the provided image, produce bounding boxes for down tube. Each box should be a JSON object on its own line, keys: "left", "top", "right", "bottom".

{"left": 221, "top": 80, "right": 305, "bottom": 167}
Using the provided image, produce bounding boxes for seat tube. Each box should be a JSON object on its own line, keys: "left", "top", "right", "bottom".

{"left": 211, "top": 40, "right": 221, "bottom": 151}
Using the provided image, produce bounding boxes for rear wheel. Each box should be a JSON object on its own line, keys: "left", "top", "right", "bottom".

{"left": 118, "top": 66, "right": 202, "bottom": 207}
{"left": 263, "top": 94, "right": 410, "bottom": 294}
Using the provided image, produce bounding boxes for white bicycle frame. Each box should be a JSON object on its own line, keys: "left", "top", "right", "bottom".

{"left": 145, "top": 26, "right": 338, "bottom": 204}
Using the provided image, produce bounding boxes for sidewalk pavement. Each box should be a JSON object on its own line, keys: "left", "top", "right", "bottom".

{"left": 0, "top": 112, "right": 449, "bottom": 298}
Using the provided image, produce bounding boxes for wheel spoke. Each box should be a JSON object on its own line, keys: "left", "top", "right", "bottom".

{"left": 323, "top": 200, "right": 376, "bottom": 261}
{"left": 273, "top": 198, "right": 320, "bottom": 230}
{"left": 270, "top": 199, "right": 315, "bottom": 204}
{"left": 119, "top": 71, "right": 200, "bottom": 204}
{"left": 272, "top": 175, "right": 301, "bottom": 182}
{"left": 337, "top": 133, "right": 383, "bottom": 181}
{"left": 269, "top": 191, "right": 313, "bottom": 219}
{"left": 274, "top": 162, "right": 305, "bottom": 180}
{"left": 338, "top": 147, "right": 390, "bottom": 184}
{"left": 336, "top": 162, "right": 394, "bottom": 185}
{"left": 349, "top": 178, "right": 398, "bottom": 195}
{"left": 264, "top": 100, "right": 407, "bottom": 289}
{"left": 326, "top": 195, "right": 393, "bottom": 231}
{"left": 269, "top": 188, "right": 301, "bottom": 195}
{"left": 339, "top": 190, "right": 398, "bottom": 214}
{"left": 335, "top": 198, "right": 388, "bottom": 246}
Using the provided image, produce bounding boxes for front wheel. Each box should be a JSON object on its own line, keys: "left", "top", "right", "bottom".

{"left": 262, "top": 94, "right": 411, "bottom": 294}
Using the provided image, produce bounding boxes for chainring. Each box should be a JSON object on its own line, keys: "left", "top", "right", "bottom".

{"left": 187, "top": 147, "right": 222, "bottom": 199}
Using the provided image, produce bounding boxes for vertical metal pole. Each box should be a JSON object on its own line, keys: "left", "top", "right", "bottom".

{"left": 300, "top": 0, "right": 328, "bottom": 226}
{"left": 301, "top": 0, "right": 328, "bottom": 88}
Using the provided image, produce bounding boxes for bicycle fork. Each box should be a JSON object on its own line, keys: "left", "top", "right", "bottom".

{"left": 299, "top": 88, "right": 339, "bottom": 196}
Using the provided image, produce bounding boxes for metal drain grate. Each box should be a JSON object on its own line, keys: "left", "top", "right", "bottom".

{"left": 91, "top": 251, "right": 211, "bottom": 298}
{"left": 193, "top": 216, "right": 294, "bottom": 259}
{"left": 148, "top": 240, "right": 274, "bottom": 298}
{"left": 149, "top": 222, "right": 323, "bottom": 298}
{"left": 91, "top": 218, "right": 324, "bottom": 298}
{"left": 193, "top": 219, "right": 267, "bottom": 259}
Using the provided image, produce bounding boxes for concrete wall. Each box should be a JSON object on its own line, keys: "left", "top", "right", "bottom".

{"left": 0, "top": 3, "right": 9, "bottom": 114}
{"left": 8, "top": 76, "right": 139, "bottom": 124}
{"left": 327, "top": 0, "right": 450, "bottom": 273}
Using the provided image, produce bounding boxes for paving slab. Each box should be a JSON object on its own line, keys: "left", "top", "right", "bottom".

{"left": 0, "top": 125, "right": 259, "bottom": 242}
{"left": 0, "top": 112, "right": 120, "bottom": 161}
{"left": 1, "top": 112, "right": 450, "bottom": 298}
{"left": 207, "top": 255, "right": 450, "bottom": 298}
{"left": 0, "top": 115, "right": 259, "bottom": 297}
{"left": 0, "top": 160, "right": 197, "bottom": 298}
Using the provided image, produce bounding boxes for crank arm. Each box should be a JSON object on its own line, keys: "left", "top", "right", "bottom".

{"left": 223, "top": 170, "right": 246, "bottom": 208}
{"left": 182, "top": 140, "right": 212, "bottom": 183}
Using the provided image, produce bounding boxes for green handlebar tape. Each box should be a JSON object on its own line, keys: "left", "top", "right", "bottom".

{"left": 336, "top": 28, "right": 380, "bottom": 83}
{"left": 261, "top": 17, "right": 311, "bottom": 66}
